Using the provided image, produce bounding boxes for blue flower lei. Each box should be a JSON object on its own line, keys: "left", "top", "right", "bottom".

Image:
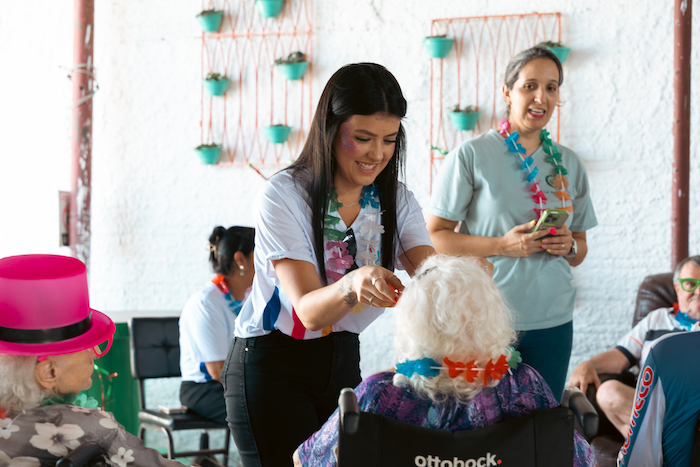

{"left": 396, "top": 348, "right": 522, "bottom": 379}
{"left": 498, "top": 119, "right": 572, "bottom": 219}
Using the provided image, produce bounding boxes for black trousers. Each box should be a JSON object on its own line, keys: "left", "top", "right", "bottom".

{"left": 180, "top": 380, "right": 227, "bottom": 426}
{"left": 222, "top": 330, "right": 361, "bottom": 467}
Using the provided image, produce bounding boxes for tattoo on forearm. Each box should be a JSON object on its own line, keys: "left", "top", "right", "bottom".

{"left": 340, "top": 272, "right": 358, "bottom": 307}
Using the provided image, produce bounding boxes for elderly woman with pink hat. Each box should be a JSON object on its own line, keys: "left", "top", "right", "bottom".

{"left": 0, "top": 254, "right": 183, "bottom": 466}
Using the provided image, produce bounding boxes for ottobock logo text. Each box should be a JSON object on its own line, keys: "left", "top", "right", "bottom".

{"left": 414, "top": 453, "right": 501, "bottom": 466}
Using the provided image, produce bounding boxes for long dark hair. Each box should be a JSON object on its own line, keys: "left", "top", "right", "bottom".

{"left": 208, "top": 226, "right": 255, "bottom": 276}
{"left": 290, "top": 63, "right": 407, "bottom": 285}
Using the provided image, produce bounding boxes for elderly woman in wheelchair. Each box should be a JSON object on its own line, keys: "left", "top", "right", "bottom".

{"left": 0, "top": 255, "right": 183, "bottom": 466}
{"left": 294, "top": 254, "right": 596, "bottom": 466}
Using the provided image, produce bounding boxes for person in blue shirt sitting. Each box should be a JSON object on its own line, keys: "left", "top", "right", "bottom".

{"left": 179, "top": 226, "right": 255, "bottom": 425}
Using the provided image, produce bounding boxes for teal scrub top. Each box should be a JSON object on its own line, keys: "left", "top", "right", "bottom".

{"left": 429, "top": 130, "right": 598, "bottom": 330}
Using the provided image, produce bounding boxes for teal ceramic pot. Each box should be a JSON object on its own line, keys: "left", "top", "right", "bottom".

{"left": 277, "top": 61, "right": 308, "bottom": 80}
{"left": 423, "top": 37, "right": 454, "bottom": 59}
{"left": 196, "top": 146, "right": 221, "bottom": 164}
{"left": 264, "top": 125, "right": 292, "bottom": 144}
{"left": 546, "top": 46, "right": 571, "bottom": 64}
{"left": 202, "top": 77, "right": 229, "bottom": 96}
{"left": 448, "top": 111, "right": 481, "bottom": 131}
{"left": 256, "top": 0, "right": 284, "bottom": 18}
{"left": 196, "top": 11, "right": 223, "bottom": 33}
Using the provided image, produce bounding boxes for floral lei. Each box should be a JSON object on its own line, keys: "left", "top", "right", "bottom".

{"left": 498, "top": 119, "right": 573, "bottom": 219}
{"left": 674, "top": 302, "right": 700, "bottom": 330}
{"left": 212, "top": 274, "right": 244, "bottom": 315}
{"left": 396, "top": 348, "right": 522, "bottom": 386}
{"left": 42, "top": 392, "right": 100, "bottom": 409}
{"left": 324, "top": 184, "right": 383, "bottom": 316}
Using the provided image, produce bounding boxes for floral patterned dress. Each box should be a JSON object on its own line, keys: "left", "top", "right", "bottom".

{"left": 0, "top": 404, "right": 182, "bottom": 466}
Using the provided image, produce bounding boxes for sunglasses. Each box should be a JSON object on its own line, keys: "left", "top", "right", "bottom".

{"left": 342, "top": 228, "right": 359, "bottom": 273}
{"left": 36, "top": 336, "right": 114, "bottom": 362}
{"left": 678, "top": 278, "right": 700, "bottom": 293}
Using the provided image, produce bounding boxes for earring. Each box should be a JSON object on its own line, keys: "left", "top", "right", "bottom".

{"left": 239, "top": 264, "right": 245, "bottom": 276}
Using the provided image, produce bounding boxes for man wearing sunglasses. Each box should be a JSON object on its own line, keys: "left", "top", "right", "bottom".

{"left": 568, "top": 255, "right": 700, "bottom": 438}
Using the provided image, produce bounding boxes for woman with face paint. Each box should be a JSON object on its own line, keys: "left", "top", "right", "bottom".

{"left": 427, "top": 47, "right": 598, "bottom": 402}
{"left": 222, "top": 63, "right": 435, "bottom": 466}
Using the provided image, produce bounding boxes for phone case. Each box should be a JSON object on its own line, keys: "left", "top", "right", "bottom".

{"left": 532, "top": 209, "right": 569, "bottom": 237}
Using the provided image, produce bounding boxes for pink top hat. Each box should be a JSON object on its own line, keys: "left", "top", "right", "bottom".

{"left": 0, "top": 254, "right": 116, "bottom": 357}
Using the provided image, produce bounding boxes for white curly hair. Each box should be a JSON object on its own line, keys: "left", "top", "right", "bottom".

{"left": 392, "top": 254, "right": 516, "bottom": 404}
{"left": 0, "top": 354, "right": 52, "bottom": 411}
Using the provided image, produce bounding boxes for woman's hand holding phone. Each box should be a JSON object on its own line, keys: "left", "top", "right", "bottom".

{"left": 498, "top": 220, "right": 550, "bottom": 258}
{"left": 541, "top": 224, "right": 573, "bottom": 256}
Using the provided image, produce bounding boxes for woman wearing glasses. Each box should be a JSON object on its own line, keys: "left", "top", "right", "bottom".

{"left": 222, "top": 63, "right": 435, "bottom": 466}
{"left": 0, "top": 254, "right": 183, "bottom": 466}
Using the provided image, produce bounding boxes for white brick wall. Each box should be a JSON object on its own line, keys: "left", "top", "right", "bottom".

{"left": 2, "top": 0, "right": 700, "bottom": 460}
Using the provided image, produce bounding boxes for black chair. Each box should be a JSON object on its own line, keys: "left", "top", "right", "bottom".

{"left": 337, "top": 386, "right": 598, "bottom": 467}
{"left": 129, "top": 317, "right": 231, "bottom": 465}
{"left": 55, "top": 442, "right": 105, "bottom": 467}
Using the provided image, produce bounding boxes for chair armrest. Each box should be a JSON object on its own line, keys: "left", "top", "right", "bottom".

{"left": 338, "top": 387, "right": 360, "bottom": 435}
{"left": 563, "top": 387, "right": 599, "bottom": 439}
{"left": 55, "top": 441, "right": 104, "bottom": 467}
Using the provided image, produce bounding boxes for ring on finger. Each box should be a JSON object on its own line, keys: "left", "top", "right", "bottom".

{"left": 371, "top": 277, "right": 381, "bottom": 287}
{"left": 369, "top": 296, "right": 374, "bottom": 305}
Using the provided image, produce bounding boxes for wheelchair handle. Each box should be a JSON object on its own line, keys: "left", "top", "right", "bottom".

{"left": 563, "top": 386, "right": 599, "bottom": 439}
{"left": 56, "top": 441, "right": 104, "bottom": 467}
{"left": 339, "top": 387, "right": 360, "bottom": 435}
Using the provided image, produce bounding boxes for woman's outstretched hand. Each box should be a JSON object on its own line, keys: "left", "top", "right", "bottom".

{"left": 344, "top": 266, "right": 403, "bottom": 308}
{"left": 498, "top": 221, "right": 549, "bottom": 258}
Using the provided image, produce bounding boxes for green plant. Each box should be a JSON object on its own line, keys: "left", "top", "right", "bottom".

{"left": 275, "top": 51, "right": 306, "bottom": 65}
{"left": 536, "top": 40, "right": 564, "bottom": 48}
{"left": 425, "top": 34, "right": 447, "bottom": 39}
{"left": 204, "top": 72, "right": 225, "bottom": 81}
{"left": 451, "top": 105, "right": 476, "bottom": 113}
{"left": 198, "top": 9, "right": 218, "bottom": 15}
{"left": 195, "top": 143, "right": 220, "bottom": 149}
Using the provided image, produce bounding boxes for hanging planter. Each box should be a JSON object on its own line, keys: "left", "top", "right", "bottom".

{"left": 448, "top": 106, "right": 481, "bottom": 131}
{"left": 195, "top": 10, "right": 223, "bottom": 33}
{"left": 256, "top": 0, "right": 284, "bottom": 18}
{"left": 264, "top": 125, "right": 292, "bottom": 144}
{"left": 423, "top": 35, "right": 454, "bottom": 59}
{"left": 202, "top": 72, "right": 229, "bottom": 96}
{"left": 537, "top": 41, "right": 571, "bottom": 64}
{"left": 275, "top": 52, "right": 308, "bottom": 80}
{"left": 195, "top": 144, "right": 222, "bottom": 164}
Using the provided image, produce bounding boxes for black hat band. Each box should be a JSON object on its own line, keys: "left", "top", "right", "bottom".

{"left": 0, "top": 313, "right": 92, "bottom": 344}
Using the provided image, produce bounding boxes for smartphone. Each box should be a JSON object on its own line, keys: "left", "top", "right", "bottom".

{"left": 532, "top": 209, "right": 569, "bottom": 238}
